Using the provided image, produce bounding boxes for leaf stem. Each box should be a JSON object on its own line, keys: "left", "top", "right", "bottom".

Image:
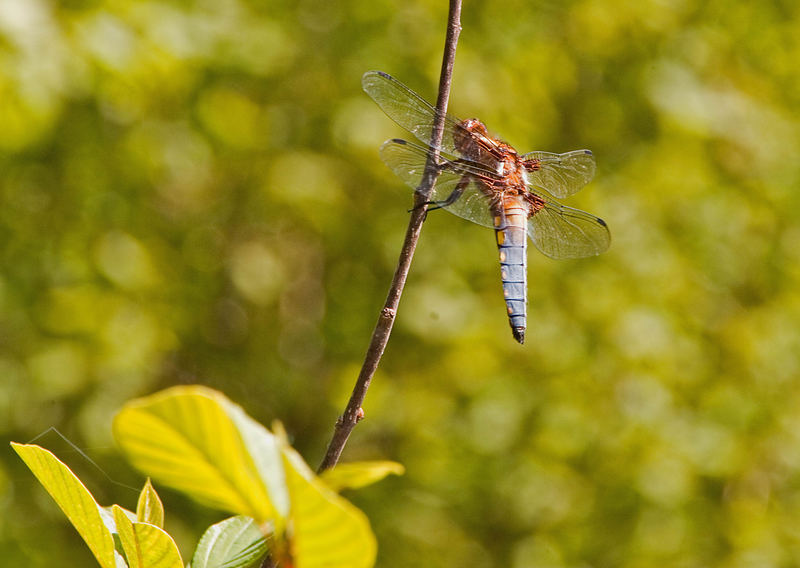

{"left": 317, "top": 0, "right": 463, "bottom": 473}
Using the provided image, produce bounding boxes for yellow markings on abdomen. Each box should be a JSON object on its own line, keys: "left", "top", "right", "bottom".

{"left": 494, "top": 196, "right": 529, "bottom": 344}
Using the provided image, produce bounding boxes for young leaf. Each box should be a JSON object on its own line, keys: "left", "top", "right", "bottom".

{"left": 137, "top": 478, "right": 165, "bottom": 527}
{"left": 112, "top": 386, "right": 275, "bottom": 521}
{"left": 223, "top": 401, "right": 290, "bottom": 519}
{"left": 191, "top": 516, "right": 269, "bottom": 568}
{"left": 115, "top": 387, "right": 379, "bottom": 568}
{"left": 281, "top": 444, "right": 377, "bottom": 568}
{"left": 319, "top": 461, "right": 405, "bottom": 492}
{"left": 112, "top": 505, "right": 183, "bottom": 568}
{"left": 103, "top": 505, "right": 137, "bottom": 525}
{"left": 11, "top": 443, "right": 117, "bottom": 568}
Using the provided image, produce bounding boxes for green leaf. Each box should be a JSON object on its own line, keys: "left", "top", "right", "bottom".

{"left": 281, "top": 443, "right": 377, "bottom": 568}
{"left": 103, "top": 505, "right": 137, "bottom": 525}
{"left": 112, "top": 505, "right": 183, "bottom": 568}
{"left": 112, "top": 386, "right": 275, "bottom": 521}
{"left": 114, "top": 387, "right": 378, "bottom": 568}
{"left": 137, "top": 478, "right": 164, "bottom": 527}
{"left": 319, "top": 461, "right": 405, "bottom": 492}
{"left": 11, "top": 442, "right": 117, "bottom": 568}
{"left": 191, "top": 516, "right": 269, "bottom": 568}
{"left": 222, "top": 401, "right": 290, "bottom": 519}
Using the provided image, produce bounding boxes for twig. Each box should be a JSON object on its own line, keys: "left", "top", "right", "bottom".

{"left": 318, "top": 0, "right": 463, "bottom": 473}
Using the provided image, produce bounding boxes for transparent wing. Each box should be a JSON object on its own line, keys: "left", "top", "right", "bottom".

{"left": 527, "top": 200, "right": 610, "bottom": 259}
{"left": 362, "top": 71, "right": 469, "bottom": 156}
{"left": 521, "top": 149, "right": 596, "bottom": 198}
{"left": 379, "top": 139, "right": 496, "bottom": 229}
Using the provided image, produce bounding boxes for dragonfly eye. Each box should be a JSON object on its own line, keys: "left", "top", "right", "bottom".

{"left": 461, "top": 118, "right": 487, "bottom": 135}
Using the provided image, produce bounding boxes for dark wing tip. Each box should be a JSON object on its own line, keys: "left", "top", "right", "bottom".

{"left": 596, "top": 217, "right": 608, "bottom": 228}
{"left": 362, "top": 70, "right": 391, "bottom": 81}
{"left": 362, "top": 70, "right": 387, "bottom": 92}
{"left": 512, "top": 327, "right": 525, "bottom": 344}
{"left": 378, "top": 139, "right": 409, "bottom": 154}
{"left": 583, "top": 149, "right": 593, "bottom": 156}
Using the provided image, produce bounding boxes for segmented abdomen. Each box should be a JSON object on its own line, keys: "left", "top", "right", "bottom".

{"left": 493, "top": 196, "right": 528, "bottom": 344}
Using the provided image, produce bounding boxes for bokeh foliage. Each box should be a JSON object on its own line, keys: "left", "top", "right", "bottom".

{"left": 2, "top": 0, "right": 800, "bottom": 567}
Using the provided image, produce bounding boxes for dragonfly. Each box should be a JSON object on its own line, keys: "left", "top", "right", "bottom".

{"left": 362, "top": 71, "right": 610, "bottom": 344}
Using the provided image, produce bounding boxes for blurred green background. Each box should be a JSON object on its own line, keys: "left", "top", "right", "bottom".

{"left": 2, "top": 0, "right": 800, "bottom": 566}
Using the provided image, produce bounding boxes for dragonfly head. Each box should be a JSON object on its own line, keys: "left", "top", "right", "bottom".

{"left": 460, "top": 118, "right": 487, "bottom": 134}
{"left": 453, "top": 118, "right": 489, "bottom": 154}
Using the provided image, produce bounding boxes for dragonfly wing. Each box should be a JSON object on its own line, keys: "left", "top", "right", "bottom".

{"left": 379, "top": 139, "right": 495, "bottom": 229}
{"left": 521, "top": 149, "right": 596, "bottom": 198}
{"left": 439, "top": 180, "right": 497, "bottom": 229}
{"left": 527, "top": 199, "right": 610, "bottom": 259}
{"left": 362, "top": 71, "right": 466, "bottom": 156}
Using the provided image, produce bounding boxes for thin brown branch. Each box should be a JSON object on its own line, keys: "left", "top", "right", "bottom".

{"left": 318, "top": 0, "right": 463, "bottom": 473}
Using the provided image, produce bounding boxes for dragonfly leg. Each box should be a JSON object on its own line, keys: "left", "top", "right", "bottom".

{"left": 412, "top": 174, "right": 471, "bottom": 212}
